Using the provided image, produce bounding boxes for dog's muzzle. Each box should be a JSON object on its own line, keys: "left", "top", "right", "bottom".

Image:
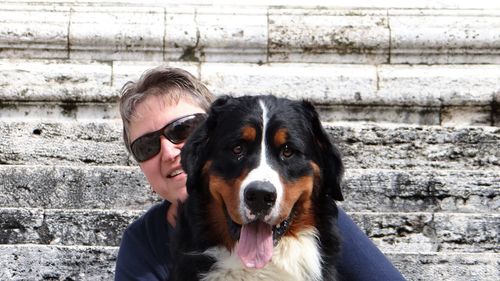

{"left": 244, "top": 181, "right": 277, "bottom": 219}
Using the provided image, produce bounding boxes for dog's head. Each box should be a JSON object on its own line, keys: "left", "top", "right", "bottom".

{"left": 181, "top": 95, "right": 343, "bottom": 268}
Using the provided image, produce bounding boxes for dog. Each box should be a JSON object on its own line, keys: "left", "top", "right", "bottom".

{"left": 171, "top": 95, "right": 344, "bottom": 281}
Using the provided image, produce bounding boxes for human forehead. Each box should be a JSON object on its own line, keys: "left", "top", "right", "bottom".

{"left": 128, "top": 95, "right": 205, "bottom": 143}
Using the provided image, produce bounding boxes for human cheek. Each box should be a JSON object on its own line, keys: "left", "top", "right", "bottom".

{"left": 139, "top": 160, "right": 163, "bottom": 187}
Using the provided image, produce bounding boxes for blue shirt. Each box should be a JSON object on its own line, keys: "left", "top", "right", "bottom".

{"left": 114, "top": 201, "right": 172, "bottom": 280}
{"left": 114, "top": 201, "right": 405, "bottom": 281}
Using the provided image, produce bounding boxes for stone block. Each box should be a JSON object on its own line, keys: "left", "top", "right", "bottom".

{"left": 165, "top": 7, "right": 267, "bottom": 62}
{"left": 201, "top": 63, "right": 377, "bottom": 104}
{"left": 341, "top": 169, "right": 500, "bottom": 213}
{"left": 0, "top": 208, "right": 141, "bottom": 246}
{"left": 164, "top": 6, "right": 198, "bottom": 61}
{"left": 2, "top": 165, "right": 497, "bottom": 213}
{"left": 0, "top": 120, "right": 128, "bottom": 166}
{"left": 0, "top": 6, "right": 69, "bottom": 59}
{"left": 0, "top": 60, "right": 113, "bottom": 102}
{"left": 350, "top": 212, "right": 499, "bottom": 253}
{"left": 0, "top": 245, "right": 117, "bottom": 280}
{"left": 389, "top": 252, "right": 499, "bottom": 281}
{"left": 0, "top": 102, "right": 119, "bottom": 120}
{"left": 441, "top": 106, "right": 493, "bottom": 126}
{"left": 0, "top": 165, "right": 156, "bottom": 209}
{"left": 69, "top": 6, "right": 164, "bottom": 61}
{"left": 325, "top": 123, "right": 500, "bottom": 169}
{"left": 317, "top": 104, "right": 441, "bottom": 125}
{"left": 1, "top": 120, "right": 498, "bottom": 170}
{"left": 390, "top": 10, "right": 500, "bottom": 64}
{"left": 268, "top": 8, "right": 390, "bottom": 63}
{"left": 377, "top": 65, "right": 499, "bottom": 106}
{"left": 433, "top": 214, "right": 499, "bottom": 252}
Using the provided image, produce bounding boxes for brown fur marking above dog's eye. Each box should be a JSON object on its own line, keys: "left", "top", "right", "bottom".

{"left": 274, "top": 128, "right": 288, "bottom": 147}
{"left": 241, "top": 126, "right": 257, "bottom": 142}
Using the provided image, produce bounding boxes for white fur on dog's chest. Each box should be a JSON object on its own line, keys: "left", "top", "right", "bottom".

{"left": 201, "top": 228, "right": 324, "bottom": 281}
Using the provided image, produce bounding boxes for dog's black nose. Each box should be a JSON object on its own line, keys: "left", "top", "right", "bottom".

{"left": 244, "top": 181, "right": 277, "bottom": 216}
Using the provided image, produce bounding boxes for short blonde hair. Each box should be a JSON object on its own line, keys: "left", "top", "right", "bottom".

{"left": 119, "top": 66, "right": 214, "bottom": 153}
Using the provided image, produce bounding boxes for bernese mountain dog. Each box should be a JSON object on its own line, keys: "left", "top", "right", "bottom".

{"left": 172, "top": 95, "right": 344, "bottom": 281}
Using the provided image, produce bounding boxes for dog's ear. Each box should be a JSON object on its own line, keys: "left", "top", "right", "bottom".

{"left": 302, "top": 100, "right": 344, "bottom": 201}
{"left": 180, "top": 95, "right": 232, "bottom": 194}
{"left": 180, "top": 116, "right": 209, "bottom": 195}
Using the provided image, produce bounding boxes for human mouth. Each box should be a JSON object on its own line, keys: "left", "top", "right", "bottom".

{"left": 167, "top": 169, "right": 184, "bottom": 178}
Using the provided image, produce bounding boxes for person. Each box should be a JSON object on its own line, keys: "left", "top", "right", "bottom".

{"left": 114, "top": 66, "right": 406, "bottom": 281}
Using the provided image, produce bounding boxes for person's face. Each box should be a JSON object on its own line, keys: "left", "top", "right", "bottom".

{"left": 128, "top": 94, "right": 205, "bottom": 203}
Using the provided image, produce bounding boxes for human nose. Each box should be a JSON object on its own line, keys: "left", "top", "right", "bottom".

{"left": 159, "top": 135, "right": 182, "bottom": 162}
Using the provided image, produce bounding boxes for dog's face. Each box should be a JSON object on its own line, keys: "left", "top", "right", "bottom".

{"left": 181, "top": 95, "right": 343, "bottom": 268}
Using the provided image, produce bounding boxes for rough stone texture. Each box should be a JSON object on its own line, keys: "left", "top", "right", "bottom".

{"left": 1, "top": 120, "right": 498, "bottom": 169}
{"left": 201, "top": 62, "right": 378, "bottom": 104}
{"left": 316, "top": 104, "right": 442, "bottom": 125}
{"left": 0, "top": 5, "right": 499, "bottom": 64}
{"left": 349, "top": 212, "right": 499, "bottom": 253}
{"left": 326, "top": 123, "right": 500, "bottom": 170}
{"left": 1, "top": 208, "right": 497, "bottom": 253}
{"left": 0, "top": 245, "right": 497, "bottom": 280}
{"left": 268, "top": 8, "right": 390, "bottom": 64}
{"left": 0, "top": 120, "right": 128, "bottom": 166}
{"left": 390, "top": 10, "right": 500, "bottom": 64}
{"left": 377, "top": 65, "right": 499, "bottom": 106}
{"left": 202, "top": 63, "right": 499, "bottom": 107}
{"left": 341, "top": 169, "right": 499, "bottom": 213}
{"left": 201, "top": 62, "right": 498, "bottom": 125}
{"left": 165, "top": 7, "right": 268, "bottom": 63}
{"left": 1, "top": 60, "right": 497, "bottom": 125}
{"left": 388, "top": 252, "right": 499, "bottom": 281}
{"left": 0, "top": 165, "right": 157, "bottom": 209}
{"left": 0, "top": 6, "right": 69, "bottom": 59}
{"left": 0, "top": 60, "right": 113, "bottom": 102}
{"left": 0, "top": 208, "right": 141, "bottom": 246}
{"left": 1, "top": 166, "right": 497, "bottom": 213}
{"left": 69, "top": 6, "right": 164, "bottom": 61}
{"left": 0, "top": 245, "right": 117, "bottom": 280}
{"left": 0, "top": 102, "right": 119, "bottom": 120}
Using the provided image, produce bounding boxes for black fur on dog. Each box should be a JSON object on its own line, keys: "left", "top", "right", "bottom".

{"left": 170, "top": 95, "right": 344, "bottom": 281}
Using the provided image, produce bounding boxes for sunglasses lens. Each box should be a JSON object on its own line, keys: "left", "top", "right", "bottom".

{"left": 130, "top": 114, "right": 207, "bottom": 162}
{"left": 131, "top": 133, "right": 161, "bottom": 162}
{"left": 165, "top": 114, "right": 206, "bottom": 144}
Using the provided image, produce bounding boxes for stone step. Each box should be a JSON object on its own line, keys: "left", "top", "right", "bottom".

{"left": 1, "top": 4, "right": 499, "bottom": 64}
{"left": 1, "top": 165, "right": 498, "bottom": 213}
{"left": 1, "top": 119, "right": 498, "bottom": 169}
{"left": 1, "top": 60, "right": 499, "bottom": 125}
{"left": 349, "top": 212, "right": 499, "bottom": 253}
{"left": 0, "top": 244, "right": 117, "bottom": 280}
{"left": 0, "top": 246, "right": 498, "bottom": 281}
{"left": 387, "top": 252, "right": 499, "bottom": 281}
{"left": 1, "top": 207, "right": 497, "bottom": 253}
{"left": 0, "top": 208, "right": 140, "bottom": 247}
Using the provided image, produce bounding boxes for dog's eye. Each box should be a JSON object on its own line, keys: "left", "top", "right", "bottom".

{"left": 232, "top": 145, "right": 244, "bottom": 156}
{"left": 280, "top": 145, "right": 294, "bottom": 159}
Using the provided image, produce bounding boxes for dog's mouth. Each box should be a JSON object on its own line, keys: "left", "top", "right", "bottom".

{"left": 225, "top": 209, "right": 294, "bottom": 269}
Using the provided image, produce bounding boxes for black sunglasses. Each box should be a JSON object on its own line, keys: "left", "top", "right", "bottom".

{"left": 130, "top": 113, "right": 207, "bottom": 162}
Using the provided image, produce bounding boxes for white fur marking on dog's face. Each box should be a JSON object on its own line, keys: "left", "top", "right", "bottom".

{"left": 201, "top": 228, "right": 324, "bottom": 281}
{"left": 239, "top": 100, "right": 283, "bottom": 224}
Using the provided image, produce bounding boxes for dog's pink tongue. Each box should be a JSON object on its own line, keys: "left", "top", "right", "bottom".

{"left": 236, "top": 221, "right": 273, "bottom": 269}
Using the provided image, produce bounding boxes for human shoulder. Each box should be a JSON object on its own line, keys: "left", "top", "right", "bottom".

{"left": 124, "top": 200, "right": 171, "bottom": 236}
{"left": 115, "top": 200, "right": 172, "bottom": 281}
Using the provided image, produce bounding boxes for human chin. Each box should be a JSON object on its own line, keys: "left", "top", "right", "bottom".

{"left": 163, "top": 179, "right": 188, "bottom": 202}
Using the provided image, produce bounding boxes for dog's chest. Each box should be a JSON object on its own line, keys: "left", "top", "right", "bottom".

{"left": 201, "top": 228, "right": 324, "bottom": 281}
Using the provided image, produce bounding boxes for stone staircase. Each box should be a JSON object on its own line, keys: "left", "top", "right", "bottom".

{"left": 0, "top": 1, "right": 499, "bottom": 280}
